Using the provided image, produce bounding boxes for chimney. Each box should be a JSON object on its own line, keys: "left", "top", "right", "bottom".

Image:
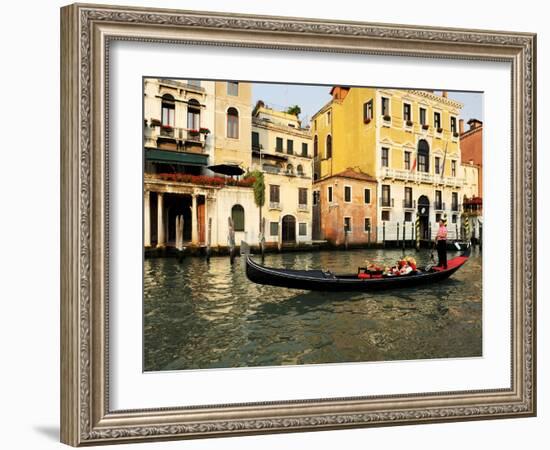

{"left": 459, "top": 119, "right": 464, "bottom": 135}
{"left": 442, "top": 90, "right": 448, "bottom": 98}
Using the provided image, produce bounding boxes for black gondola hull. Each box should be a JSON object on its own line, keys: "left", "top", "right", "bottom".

{"left": 246, "top": 247, "right": 470, "bottom": 292}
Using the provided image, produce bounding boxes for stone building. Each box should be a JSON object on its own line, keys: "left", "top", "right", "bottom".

{"left": 251, "top": 104, "right": 313, "bottom": 246}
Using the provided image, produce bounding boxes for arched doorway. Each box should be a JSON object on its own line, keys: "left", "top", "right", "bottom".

{"left": 417, "top": 195, "right": 430, "bottom": 239}
{"left": 282, "top": 215, "right": 296, "bottom": 243}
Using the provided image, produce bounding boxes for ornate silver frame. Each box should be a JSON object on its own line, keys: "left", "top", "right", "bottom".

{"left": 60, "top": 3, "right": 536, "bottom": 446}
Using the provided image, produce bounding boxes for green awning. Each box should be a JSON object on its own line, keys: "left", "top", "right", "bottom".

{"left": 145, "top": 148, "right": 208, "bottom": 166}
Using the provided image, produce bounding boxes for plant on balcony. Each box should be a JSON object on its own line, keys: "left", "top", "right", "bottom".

{"left": 422, "top": 124, "right": 429, "bottom": 130}
{"left": 189, "top": 129, "right": 200, "bottom": 137}
{"left": 153, "top": 173, "right": 255, "bottom": 188}
{"left": 150, "top": 118, "right": 161, "bottom": 127}
{"left": 161, "top": 124, "right": 173, "bottom": 130}
{"left": 406, "top": 120, "right": 413, "bottom": 127}
{"left": 437, "top": 127, "right": 443, "bottom": 133}
{"left": 363, "top": 117, "right": 371, "bottom": 124}
{"left": 199, "top": 127, "right": 210, "bottom": 135}
{"left": 453, "top": 131, "right": 459, "bottom": 138}
{"left": 383, "top": 114, "right": 391, "bottom": 121}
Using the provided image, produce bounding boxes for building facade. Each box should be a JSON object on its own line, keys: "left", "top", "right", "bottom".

{"left": 143, "top": 78, "right": 259, "bottom": 249}
{"left": 313, "top": 86, "right": 465, "bottom": 243}
{"left": 251, "top": 104, "right": 313, "bottom": 245}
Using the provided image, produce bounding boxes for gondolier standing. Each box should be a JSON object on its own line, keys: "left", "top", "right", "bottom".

{"left": 436, "top": 219, "right": 448, "bottom": 269}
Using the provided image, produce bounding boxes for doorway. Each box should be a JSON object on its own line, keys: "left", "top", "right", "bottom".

{"left": 282, "top": 215, "right": 296, "bottom": 243}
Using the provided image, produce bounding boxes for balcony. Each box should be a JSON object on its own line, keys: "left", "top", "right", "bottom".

{"left": 298, "top": 204, "right": 308, "bottom": 211}
{"left": 403, "top": 199, "right": 416, "bottom": 209}
{"left": 146, "top": 125, "right": 208, "bottom": 149}
{"left": 451, "top": 203, "right": 461, "bottom": 212}
{"left": 381, "top": 167, "right": 465, "bottom": 187}
{"left": 379, "top": 197, "right": 394, "bottom": 208}
{"left": 433, "top": 202, "right": 446, "bottom": 211}
{"left": 269, "top": 201, "right": 281, "bottom": 210}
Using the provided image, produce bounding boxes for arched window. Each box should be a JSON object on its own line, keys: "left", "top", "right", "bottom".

{"left": 296, "top": 164, "right": 304, "bottom": 176}
{"left": 314, "top": 173, "right": 319, "bottom": 181}
{"left": 231, "top": 204, "right": 245, "bottom": 231}
{"left": 161, "top": 94, "right": 175, "bottom": 127}
{"left": 326, "top": 135, "right": 332, "bottom": 159}
{"left": 417, "top": 139, "right": 430, "bottom": 173}
{"left": 313, "top": 135, "right": 318, "bottom": 157}
{"left": 227, "top": 107, "right": 239, "bottom": 138}
{"left": 187, "top": 99, "right": 201, "bottom": 130}
{"left": 286, "top": 164, "right": 294, "bottom": 175}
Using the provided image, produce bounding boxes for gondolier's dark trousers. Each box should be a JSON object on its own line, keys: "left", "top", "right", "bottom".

{"left": 437, "top": 240, "right": 447, "bottom": 269}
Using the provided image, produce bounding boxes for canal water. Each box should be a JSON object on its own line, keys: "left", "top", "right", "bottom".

{"left": 144, "top": 247, "right": 482, "bottom": 372}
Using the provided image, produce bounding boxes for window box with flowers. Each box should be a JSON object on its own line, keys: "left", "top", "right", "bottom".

{"left": 406, "top": 120, "right": 413, "bottom": 127}
{"left": 453, "top": 132, "right": 459, "bottom": 138}
{"left": 189, "top": 129, "right": 200, "bottom": 137}
{"left": 436, "top": 127, "right": 443, "bottom": 134}
{"left": 363, "top": 117, "right": 371, "bottom": 125}
{"left": 422, "top": 124, "right": 429, "bottom": 130}
{"left": 150, "top": 118, "right": 161, "bottom": 127}
{"left": 383, "top": 114, "right": 391, "bottom": 122}
{"left": 199, "top": 127, "right": 210, "bottom": 135}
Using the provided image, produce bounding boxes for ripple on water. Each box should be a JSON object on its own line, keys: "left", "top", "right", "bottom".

{"left": 144, "top": 248, "right": 483, "bottom": 371}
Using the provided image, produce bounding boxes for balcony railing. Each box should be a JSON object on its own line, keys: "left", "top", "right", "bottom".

{"left": 381, "top": 167, "right": 465, "bottom": 187}
{"left": 298, "top": 204, "right": 308, "bottom": 211}
{"left": 403, "top": 199, "right": 416, "bottom": 209}
{"left": 433, "top": 202, "right": 446, "bottom": 211}
{"left": 451, "top": 203, "right": 461, "bottom": 212}
{"left": 379, "top": 197, "right": 394, "bottom": 208}
{"left": 147, "top": 125, "right": 208, "bottom": 147}
{"left": 269, "top": 201, "right": 281, "bottom": 210}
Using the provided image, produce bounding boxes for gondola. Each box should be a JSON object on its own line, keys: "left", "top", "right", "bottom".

{"left": 246, "top": 245, "right": 471, "bottom": 292}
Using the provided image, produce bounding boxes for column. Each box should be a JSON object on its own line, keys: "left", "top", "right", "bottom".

{"left": 191, "top": 194, "right": 198, "bottom": 245}
{"left": 144, "top": 190, "right": 151, "bottom": 247}
{"left": 157, "top": 192, "right": 165, "bottom": 247}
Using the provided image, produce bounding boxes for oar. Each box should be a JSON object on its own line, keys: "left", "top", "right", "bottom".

{"left": 430, "top": 239, "right": 436, "bottom": 264}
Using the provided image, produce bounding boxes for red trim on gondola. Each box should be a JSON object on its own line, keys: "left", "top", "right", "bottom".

{"left": 432, "top": 255, "right": 468, "bottom": 271}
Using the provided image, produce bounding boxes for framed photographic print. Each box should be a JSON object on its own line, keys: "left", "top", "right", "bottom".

{"left": 60, "top": 3, "right": 536, "bottom": 446}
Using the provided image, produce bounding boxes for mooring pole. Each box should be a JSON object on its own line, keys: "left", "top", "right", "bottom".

{"left": 206, "top": 217, "right": 212, "bottom": 262}
{"left": 382, "top": 221, "right": 386, "bottom": 248}
{"left": 228, "top": 217, "right": 236, "bottom": 265}
{"left": 415, "top": 214, "right": 420, "bottom": 251}
{"left": 396, "top": 221, "right": 400, "bottom": 249}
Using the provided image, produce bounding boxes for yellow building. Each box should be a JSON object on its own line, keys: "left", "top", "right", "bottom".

{"left": 313, "top": 86, "right": 464, "bottom": 242}
{"left": 251, "top": 104, "right": 313, "bottom": 244}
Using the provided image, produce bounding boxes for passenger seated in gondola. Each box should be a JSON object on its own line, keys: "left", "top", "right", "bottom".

{"left": 385, "top": 257, "right": 418, "bottom": 276}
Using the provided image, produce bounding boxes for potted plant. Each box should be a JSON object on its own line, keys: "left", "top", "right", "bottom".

{"left": 189, "top": 129, "right": 200, "bottom": 137}
{"left": 437, "top": 127, "right": 443, "bottom": 133}
{"left": 453, "top": 131, "right": 459, "bottom": 138}
{"left": 363, "top": 117, "right": 371, "bottom": 124}
{"left": 422, "top": 123, "right": 429, "bottom": 130}
{"left": 406, "top": 120, "right": 413, "bottom": 127}
{"left": 150, "top": 118, "right": 161, "bottom": 127}
{"left": 383, "top": 114, "right": 391, "bottom": 122}
{"left": 199, "top": 127, "right": 210, "bottom": 135}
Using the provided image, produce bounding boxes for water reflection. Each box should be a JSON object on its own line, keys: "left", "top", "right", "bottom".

{"left": 144, "top": 248, "right": 482, "bottom": 371}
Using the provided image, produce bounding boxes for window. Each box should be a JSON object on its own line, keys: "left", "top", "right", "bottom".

{"left": 301, "top": 142, "right": 308, "bottom": 157}
{"left": 451, "top": 116, "right": 457, "bottom": 134}
{"left": 328, "top": 186, "right": 333, "bottom": 203}
{"left": 298, "top": 188, "right": 308, "bottom": 206}
{"left": 226, "top": 107, "right": 239, "bottom": 138}
{"left": 299, "top": 223, "right": 307, "bottom": 236}
{"left": 404, "top": 187, "right": 412, "bottom": 208}
{"left": 297, "top": 164, "right": 304, "bottom": 176}
{"left": 187, "top": 99, "right": 201, "bottom": 130}
{"left": 231, "top": 205, "right": 244, "bottom": 231}
{"left": 417, "top": 139, "right": 430, "bottom": 173}
{"left": 344, "top": 186, "right": 352, "bottom": 203}
{"left": 313, "top": 190, "right": 319, "bottom": 206}
{"left": 161, "top": 94, "right": 175, "bottom": 127}
{"left": 436, "top": 213, "right": 442, "bottom": 223}
{"left": 326, "top": 135, "right": 332, "bottom": 159}
{"left": 286, "top": 164, "right": 294, "bottom": 175}
{"left": 227, "top": 81, "right": 239, "bottom": 96}
{"left": 364, "top": 188, "right": 371, "bottom": 204}
{"left": 404, "top": 151, "right": 411, "bottom": 170}
{"left": 381, "top": 147, "right": 389, "bottom": 167}
{"left": 326, "top": 110, "right": 331, "bottom": 125}
{"left": 404, "top": 211, "right": 412, "bottom": 222}
{"left": 344, "top": 217, "right": 352, "bottom": 233}
{"left": 403, "top": 103, "right": 411, "bottom": 121}
{"left": 419, "top": 107, "right": 427, "bottom": 125}
{"left": 452, "top": 214, "right": 458, "bottom": 224}
{"left": 269, "top": 222, "right": 279, "bottom": 236}
{"left": 270, "top": 185, "right": 280, "bottom": 203}
{"left": 434, "top": 111, "right": 441, "bottom": 129}
{"left": 287, "top": 139, "right": 294, "bottom": 155}
{"left": 381, "top": 210, "right": 390, "bottom": 221}
{"left": 435, "top": 156, "right": 441, "bottom": 174}
{"left": 451, "top": 160, "right": 457, "bottom": 177}
{"left": 452, "top": 192, "right": 459, "bottom": 211}
{"left": 363, "top": 100, "right": 373, "bottom": 122}
{"left": 435, "top": 190, "right": 442, "bottom": 210}
{"left": 275, "top": 137, "right": 283, "bottom": 152}
{"left": 381, "top": 185, "right": 391, "bottom": 207}
{"left": 251, "top": 131, "right": 260, "bottom": 150}
{"left": 381, "top": 97, "right": 389, "bottom": 116}
{"left": 313, "top": 136, "right": 318, "bottom": 157}
{"left": 364, "top": 218, "right": 371, "bottom": 232}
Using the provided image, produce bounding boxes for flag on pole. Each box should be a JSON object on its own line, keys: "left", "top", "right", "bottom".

{"left": 440, "top": 141, "right": 448, "bottom": 178}
{"left": 410, "top": 156, "right": 417, "bottom": 172}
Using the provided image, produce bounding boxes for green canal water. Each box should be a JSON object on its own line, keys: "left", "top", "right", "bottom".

{"left": 144, "top": 247, "right": 482, "bottom": 371}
